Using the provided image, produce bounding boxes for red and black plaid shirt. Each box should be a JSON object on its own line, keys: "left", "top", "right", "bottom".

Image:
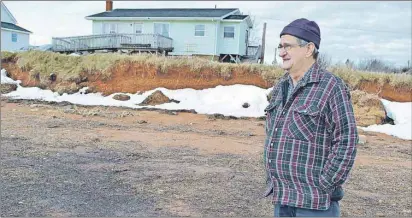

{"left": 264, "top": 62, "right": 358, "bottom": 210}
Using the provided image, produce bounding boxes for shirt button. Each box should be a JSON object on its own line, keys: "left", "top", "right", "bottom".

{"left": 269, "top": 160, "right": 272, "bottom": 163}
{"left": 275, "top": 128, "right": 278, "bottom": 132}
{"left": 282, "top": 111, "right": 285, "bottom": 115}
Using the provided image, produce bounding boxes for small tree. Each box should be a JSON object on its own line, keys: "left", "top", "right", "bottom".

{"left": 345, "top": 59, "right": 355, "bottom": 69}
{"left": 316, "top": 53, "right": 332, "bottom": 70}
{"left": 247, "top": 12, "right": 262, "bottom": 46}
{"left": 355, "top": 58, "right": 395, "bottom": 73}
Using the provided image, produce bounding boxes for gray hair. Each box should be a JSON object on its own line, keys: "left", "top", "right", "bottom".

{"left": 296, "top": 37, "right": 319, "bottom": 60}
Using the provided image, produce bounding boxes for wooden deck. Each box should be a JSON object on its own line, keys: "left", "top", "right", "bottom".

{"left": 51, "top": 34, "right": 174, "bottom": 53}
{"left": 241, "top": 45, "right": 262, "bottom": 63}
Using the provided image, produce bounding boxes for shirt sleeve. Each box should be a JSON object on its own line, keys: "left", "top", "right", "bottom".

{"left": 318, "top": 82, "right": 359, "bottom": 193}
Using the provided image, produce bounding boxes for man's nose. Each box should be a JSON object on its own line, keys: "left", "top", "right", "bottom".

{"left": 279, "top": 49, "right": 287, "bottom": 57}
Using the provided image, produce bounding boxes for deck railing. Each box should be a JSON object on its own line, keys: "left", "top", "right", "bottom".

{"left": 245, "top": 45, "right": 262, "bottom": 61}
{"left": 246, "top": 45, "right": 261, "bottom": 57}
{"left": 52, "top": 33, "right": 173, "bottom": 52}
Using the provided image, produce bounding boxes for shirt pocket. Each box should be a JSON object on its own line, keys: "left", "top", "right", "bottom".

{"left": 264, "top": 101, "right": 281, "bottom": 135}
{"left": 287, "top": 104, "right": 321, "bottom": 142}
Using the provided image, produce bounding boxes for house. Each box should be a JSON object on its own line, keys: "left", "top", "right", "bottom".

{"left": 52, "top": 1, "right": 263, "bottom": 63}
{"left": 1, "top": 1, "right": 32, "bottom": 51}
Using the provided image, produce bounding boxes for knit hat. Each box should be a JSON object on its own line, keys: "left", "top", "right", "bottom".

{"left": 280, "top": 18, "right": 321, "bottom": 49}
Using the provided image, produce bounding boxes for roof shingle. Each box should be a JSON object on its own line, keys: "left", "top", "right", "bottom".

{"left": 1, "top": 22, "right": 31, "bottom": 33}
{"left": 223, "top": 15, "right": 248, "bottom": 20}
{"left": 86, "top": 8, "right": 238, "bottom": 18}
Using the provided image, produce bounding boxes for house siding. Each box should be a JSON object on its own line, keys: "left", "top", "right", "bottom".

{"left": 92, "top": 20, "right": 221, "bottom": 55}
{"left": 238, "top": 20, "right": 249, "bottom": 56}
{"left": 1, "top": 3, "right": 15, "bottom": 24}
{"left": 218, "top": 22, "right": 240, "bottom": 55}
{"left": 168, "top": 20, "right": 217, "bottom": 55}
{"left": 89, "top": 17, "right": 252, "bottom": 57}
{"left": 1, "top": 29, "right": 30, "bottom": 51}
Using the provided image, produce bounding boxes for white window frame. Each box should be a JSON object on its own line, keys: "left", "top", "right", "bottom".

{"left": 134, "top": 23, "right": 143, "bottom": 34}
{"left": 194, "top": 24, "right": 205, "bottom": 37}
{"left": 154, "top": 22, "right": 170, "bottom": 37}
{"left": 224, "top": 26, "right": 235, "bottom": 39}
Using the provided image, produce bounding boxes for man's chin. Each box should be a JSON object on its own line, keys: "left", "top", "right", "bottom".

{"left": 280, "top": 65, "right": 291, "bottom": 71}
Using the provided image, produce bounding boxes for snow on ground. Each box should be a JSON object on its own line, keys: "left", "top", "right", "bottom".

{"left": 2, "top": 68, "right": 411, "bottom": 140}
{"left": 1, "top": 69, "right": 21, "bottom": 84}
{"left": 360, "top": 99, "right": 412, "bottom": 140}
{"left": 1, "top": 68, "right": 272, "bottom": 118}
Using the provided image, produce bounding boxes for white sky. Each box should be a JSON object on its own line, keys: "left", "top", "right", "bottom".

{"left": 3, "top": 1, "right": 412, "bottom": 67}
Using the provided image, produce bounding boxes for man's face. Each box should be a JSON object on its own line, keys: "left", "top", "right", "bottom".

{"left": 278, "top": 35, "right": 308, "bottom": 71}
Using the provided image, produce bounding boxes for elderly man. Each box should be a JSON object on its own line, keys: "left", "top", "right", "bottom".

{"left": 263, "top": 18, "right": 358, "bottom": 217}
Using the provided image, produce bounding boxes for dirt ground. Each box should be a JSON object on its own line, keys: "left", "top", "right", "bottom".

{"left": 1, "top": 98, "right": 411, "bottom": 217}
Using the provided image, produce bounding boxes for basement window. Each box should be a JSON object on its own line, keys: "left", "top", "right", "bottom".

{"left": 224, "top": 26, "right": 235, "bottom": 38}
{"left": 195, "top": 25, "right": 205, "bottom": 36}
{"left": 11, "top": 33, "right": 17, "bottom": 42}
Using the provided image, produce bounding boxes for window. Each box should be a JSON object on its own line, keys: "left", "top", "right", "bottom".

{"left": 103, "top": 23, "right": 117, "bottom": 34}
{"left": 110, "top": 23, "right": 117, "bottom": 33}
{"left": 11, "top": 33, "right": 17, "bottom": 42}
{"left": 134, "top": 23, "right": 143, "bottom": 34}
{"left": 103, "top": 23, "right": 109, "bottom": 34}
{"left": 195, "top": 24, "right": 205, "bottom": 36}
{"left": 154, "top": 23, "right": 169, "bottom": 37}
{"left": 224, "top": 26, "right": 235, "bottom": 38}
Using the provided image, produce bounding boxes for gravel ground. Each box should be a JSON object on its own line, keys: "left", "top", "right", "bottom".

{"left": 1, "top": 98, "right": 411, "bottom": 217}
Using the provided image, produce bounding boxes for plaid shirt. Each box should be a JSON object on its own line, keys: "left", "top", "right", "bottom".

{"left": 264, "top": 62, "right": 358, "bottom": 210}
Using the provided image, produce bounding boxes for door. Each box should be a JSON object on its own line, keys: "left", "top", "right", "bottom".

{"left": 154, "top": 23, "right": 169, "bottom": 37}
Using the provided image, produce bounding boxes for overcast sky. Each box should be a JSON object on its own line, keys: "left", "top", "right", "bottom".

{"left": 3, "top": 1, "right": 412, "bottom": 67}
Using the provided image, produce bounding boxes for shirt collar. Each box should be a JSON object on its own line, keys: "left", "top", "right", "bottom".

{"left": 280, "top": 61, "right": 322, "bottom": 86}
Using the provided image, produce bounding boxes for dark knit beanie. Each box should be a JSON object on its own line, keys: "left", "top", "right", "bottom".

{"left": 280, "top": 18, "right": 321, "bottom": 49}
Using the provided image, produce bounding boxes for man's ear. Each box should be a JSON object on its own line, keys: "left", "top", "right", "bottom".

{"left": 305, "top": 43, "right": 315, "bottom": 58}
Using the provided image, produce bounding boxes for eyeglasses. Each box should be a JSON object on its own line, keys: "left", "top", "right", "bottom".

{"left": 277, "top": 42, "right": 309, "bottom": 52}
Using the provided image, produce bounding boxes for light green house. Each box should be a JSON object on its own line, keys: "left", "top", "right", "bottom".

{"left": 82, "top": 4, "right": 261, "bottom": 63}
{"left": 52, "top": 2, "right": 263, "bottom": 63}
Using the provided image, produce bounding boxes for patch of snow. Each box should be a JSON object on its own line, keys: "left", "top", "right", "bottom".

{"left": 1, "top": 70, "right": 272, "bottom": 117}
{"left": 1, "top": 69, "right": 21, "bottom": 84}
{"left": 360, "top": 99, "right": 412, "bottom": 140}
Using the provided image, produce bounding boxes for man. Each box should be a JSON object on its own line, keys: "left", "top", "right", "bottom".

{"left": 263, "top": 18, "right": 358, "bottom": 217}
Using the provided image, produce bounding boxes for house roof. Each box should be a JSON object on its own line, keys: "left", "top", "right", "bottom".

{"left": 86, "top": 8, "right": 239, "bottom": 18}
{"left": 1, "top": 2, "right": 17, "bottom": 24}
{"left": 1, "top": 22, "right": 32, "bottom": 33}
{"left": 223, "top": 15, "right": 248, "bottom": 20}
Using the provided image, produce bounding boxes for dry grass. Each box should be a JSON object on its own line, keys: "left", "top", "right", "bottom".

{"left": 1, "top": 51, "right": 283, "bottom": 83}
{"left": 0, "top": 51, "right": 17, "bottom": 62}
{"left": 328, "top": 65, "right": 412, "bottom": 89}
{"left": 2, "top": 51, "right": 411, "bottom": 89}
{"left": 351, "top": 90, "right": 386, "bottom": 126}
{"left": 11, "top": 51, "right": 124, "bottom": 82}
{"left": 0, "top": 83, "right": 17, "bottom": 94}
